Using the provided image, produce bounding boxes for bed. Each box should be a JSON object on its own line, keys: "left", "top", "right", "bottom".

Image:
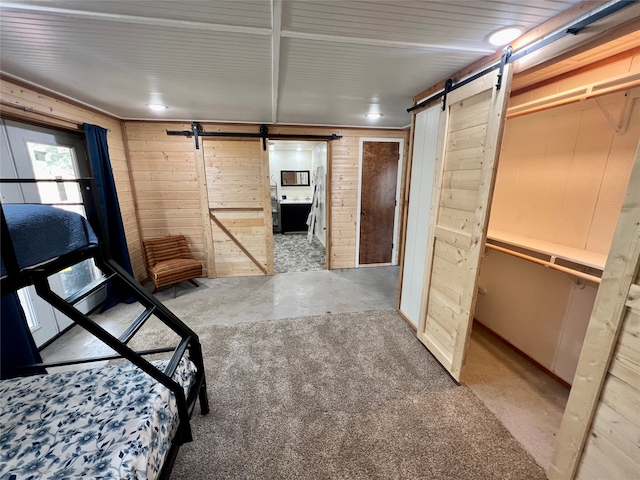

{"left": 0, "top": 203, "right": 98, "bottom": 277}
{"left": 0, "top": 358, "right": 196, "bottom": 480}
{"left": 0, "top": 191, "right": 209, "bottom": 480}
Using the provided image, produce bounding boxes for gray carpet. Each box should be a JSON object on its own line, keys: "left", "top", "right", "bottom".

{"left": 131, "top": 311, "right": 546, "bottom": 479}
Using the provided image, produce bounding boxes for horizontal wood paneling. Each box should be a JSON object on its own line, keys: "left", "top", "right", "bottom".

{"left": 124, "top": 122, "right": 408, "bottom": 272}
{"left": 0, "top": 79, "right": 145, "bottom": 280}
{"left": 576, "top": 301, "right": 640, "bottom": 480}
{"left": 124, "top": 122, "right": 204, "bottom": 275}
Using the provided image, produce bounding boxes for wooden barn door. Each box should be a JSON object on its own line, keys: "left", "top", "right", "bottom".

{"left": 358, "top": 140, "right": 401, "bottom": 265}
{"left": 200, "top": 139, "right": 274, "bottom": 277}
{"left": 417, "top": 65, "right": 513, "bottom": 381}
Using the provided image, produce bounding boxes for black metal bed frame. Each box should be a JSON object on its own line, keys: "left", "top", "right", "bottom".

{"left": 0, "top": 177, "right": 209, "bottom": 480}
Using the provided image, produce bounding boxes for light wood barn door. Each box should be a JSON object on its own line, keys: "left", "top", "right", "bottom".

{"left": 417, "top": 66, "right": 513, "bottom": 381}
{"left": 203, "top": 140, "right": 274, "bottom": 277}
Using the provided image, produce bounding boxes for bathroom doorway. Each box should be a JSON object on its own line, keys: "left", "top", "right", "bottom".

{"left": 268, "top": 141, "right": 328, "bottom": 274}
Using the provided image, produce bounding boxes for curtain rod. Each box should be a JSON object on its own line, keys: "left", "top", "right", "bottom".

{"left": 0, "top": 100, "right": 111, "bottom": 131}
{"left": 408, "top": 0, "right": 637, "bottom": 113}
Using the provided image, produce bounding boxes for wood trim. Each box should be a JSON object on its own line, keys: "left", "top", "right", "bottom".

{"left": 1, "top": 74, "right": 121, "bottom": 121}
{"left": 210, "top": 207, "right": 264, "bottom": 212}
{"left": 0, "top": 103, "right": 80, "bottom": 131}
{"left": 507, "top": 72, "right": 640, "bottom": 119}
{"left": 121, "top": 121, "right": 147, "bottom": 279}
{"left": 511, "top": 45, "right": 640, "bottom": 97}
{"left": 209, "top": 212, "right": 268, "bottom": 275}
{"left": 412, "top": 1, "right": 621, "bottom": 104}
{"left": 261, "top": 144, "right": 275, "bottom": 275}
{"left": 549, "top": 141, "right": 640, "bottom": 480}
{"left": 326, "top": 141, "right": 332, "bottom": 270}
{"left": 194, "top": 142, "right": 216, "bottom": 278}
{"left": 472, "top": 320, "right": 572, "bottom": 389}
{"left": 396, "top": 114, "right": 416, "bottom": 309}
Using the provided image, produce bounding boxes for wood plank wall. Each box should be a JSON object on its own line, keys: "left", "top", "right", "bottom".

{"left": 123, "top": 122, "right": 206, "bottom": 272}
{"left": 123, "top": 122, "right": 408, "bottom": 273}
{"left": 576, "top": 269, "right": 640, "bottom": 480}
{"left": 492, "top": 57, "right": 640, "bottom": 256}
{"left": 0, "top": 79, "right": 145, "bottom": 280}
{"left": 549, "top": 141, "right": 640, "bottom": 480}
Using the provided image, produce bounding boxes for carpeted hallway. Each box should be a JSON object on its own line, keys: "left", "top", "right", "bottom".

{"left": 128, "top": 310, "right": 545, "bottom": 480}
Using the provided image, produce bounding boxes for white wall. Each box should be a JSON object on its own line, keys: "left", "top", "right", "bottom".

{"left": 475, "top": 249, "right": 597, "bottom": 384}
{"left": 400, "top": 106, "right": 439, "bottom": 326}
{"left": 269, "top": 150, "right": 313, "bottom": 200}
{"left": 311, "top": 143, "right": 327, "bottom": 246}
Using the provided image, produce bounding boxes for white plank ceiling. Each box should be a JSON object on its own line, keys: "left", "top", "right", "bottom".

{"left": 0, "top": 0, "right": 585, "bottom": 127}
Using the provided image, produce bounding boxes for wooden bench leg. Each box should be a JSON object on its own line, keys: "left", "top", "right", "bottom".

{"left": 172, "top": 284, "right": 177, "bottom": 299}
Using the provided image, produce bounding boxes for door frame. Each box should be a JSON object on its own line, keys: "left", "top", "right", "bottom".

{"left": 355, "top": 137, "right": 404, "bottom": 268}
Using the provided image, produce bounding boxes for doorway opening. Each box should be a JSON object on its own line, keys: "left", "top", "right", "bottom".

{"left": 462, "top": 41, "right": 640, "bottom": 470}
{"left": 356, "top": 138, "right": 404, "bottom": 267}
{"left": 269, "top": 140, "right": 328, "bottom": 274}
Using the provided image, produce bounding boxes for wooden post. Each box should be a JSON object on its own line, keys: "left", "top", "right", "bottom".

{"left": 549, "top": 141, "right": 640, "bottom": 480}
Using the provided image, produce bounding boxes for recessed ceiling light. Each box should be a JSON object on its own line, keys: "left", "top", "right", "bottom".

{"left": 147, "top": 103, "right": 168, "bottom": 111}
{"left": 365, "top": 113, "right": 383, "bottom": 119}
{"left": 296, "top": 145, "right": 302, "bottom": 152}
{"left": 488, "top": 27, "right": 522, "bottom": 46}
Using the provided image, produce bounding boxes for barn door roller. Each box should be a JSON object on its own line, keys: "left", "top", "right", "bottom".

{"left": 167, "top": 122, "right": 343, "bottom": 150}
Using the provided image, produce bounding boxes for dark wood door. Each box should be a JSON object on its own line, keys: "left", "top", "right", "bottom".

{"left": 359, "top": 141, "right": 399, "bottom": 264}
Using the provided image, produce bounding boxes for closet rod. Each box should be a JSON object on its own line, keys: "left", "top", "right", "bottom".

{"left": 485, "top": 243, "right": 601, "bottom": 284}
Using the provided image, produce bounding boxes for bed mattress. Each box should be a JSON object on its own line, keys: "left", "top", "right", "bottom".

{"left": 1, "top": 204, "right": 98, "bottom": 277}
{"left": 0, "top": 358, "right": 196, "bottom": 480}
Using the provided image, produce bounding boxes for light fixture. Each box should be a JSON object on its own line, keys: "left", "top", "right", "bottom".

{"left": 488, "top": 27, "right": 522, "bottom": 46}
{"left": 365, "top": 113, "right": 383, "bottom": 119}
{"left": 296, "top": 145, "right": 302, "bottom": 152}
{"left": 147, "top": 103, "right": 168, "bottom": 111}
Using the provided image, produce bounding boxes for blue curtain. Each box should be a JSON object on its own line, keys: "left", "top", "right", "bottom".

{"left": 84, "top": 124, "right": 134, "bottom": 311}
{"left": 1, "top": 292, "right": 46, "bottom": 379}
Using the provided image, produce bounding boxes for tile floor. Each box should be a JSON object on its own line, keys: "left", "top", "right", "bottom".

{"left": 273, "top": 233, "right": 326, "bottom": 273}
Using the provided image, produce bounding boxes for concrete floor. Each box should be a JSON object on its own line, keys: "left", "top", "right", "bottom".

{"left": 462, "top": 325, "right": 569, "bottom": 471}
{"left": 42, "top": 267, "right": 401, "bottom": 364}
{"left": 41, "top": 265, "right": 568, "bottom": 471}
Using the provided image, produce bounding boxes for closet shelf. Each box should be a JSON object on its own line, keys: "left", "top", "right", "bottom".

{"left": 486, "top": 229, "right": 606, "bottom": 272}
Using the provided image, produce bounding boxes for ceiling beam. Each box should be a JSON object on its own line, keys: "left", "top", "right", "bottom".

{"left": 0, "top": 2, "right": 272, "bottom": 36}
{"left": 280, "top": 31, "right": 495, "bottom": 54}
{"left": 272, "top": 0, "right": 282, "bottom": 124}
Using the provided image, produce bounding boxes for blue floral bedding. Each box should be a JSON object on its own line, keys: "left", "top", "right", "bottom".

{"left": 0, "top": 358, "right": 196, "bottom": 480}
